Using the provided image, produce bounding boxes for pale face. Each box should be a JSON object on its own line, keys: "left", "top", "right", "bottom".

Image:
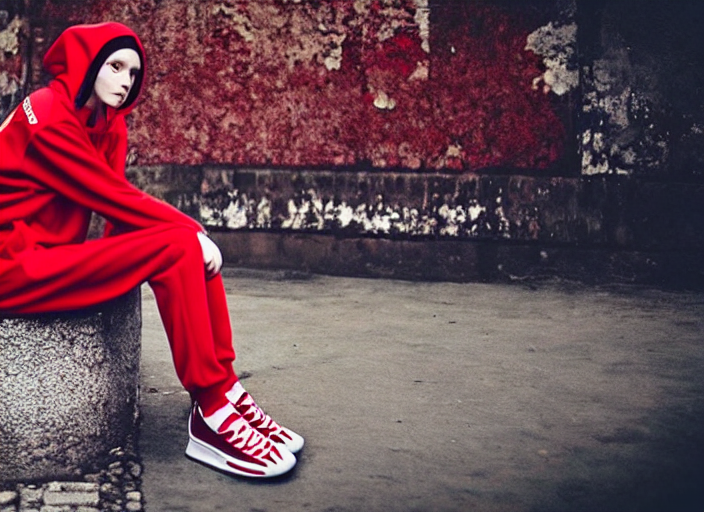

{"left": 91, "top": 48, "right": 141, "bottom": 109}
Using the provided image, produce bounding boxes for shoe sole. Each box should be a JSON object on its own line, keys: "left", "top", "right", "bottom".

{"left": 186, "top": 437, "right": 296, "bottom": 478}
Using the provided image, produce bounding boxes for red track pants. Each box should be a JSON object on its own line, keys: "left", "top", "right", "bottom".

{"left": 0, "top": 224, "right": 237, "bottom": 414}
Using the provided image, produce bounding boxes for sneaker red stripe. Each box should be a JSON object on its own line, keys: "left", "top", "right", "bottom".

{"left": 190, "top": 407, "right": 269, "bottom": 467}
{"left": 226, "top": 461, "right": 267, "bottom": 476}
{"left": 218, "top": 413, "right": 239, "bottom": 433}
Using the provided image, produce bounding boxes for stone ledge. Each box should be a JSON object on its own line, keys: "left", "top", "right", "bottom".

{"left": 0, "top": 290, "right": 142, "bottom": 483}
{"left": 138, "top": 166, "right": 703, "bottom": 251}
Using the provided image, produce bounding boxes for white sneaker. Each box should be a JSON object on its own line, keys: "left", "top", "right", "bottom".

{"left": 186, "top": 403, "right": 296, "bottom": 478}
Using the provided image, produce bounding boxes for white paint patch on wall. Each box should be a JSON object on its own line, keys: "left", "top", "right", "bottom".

{"left": 201, "top": 188, "right": 512, "bottom": 240}
{"left": 322, "top": 33, "right": 347, "bottom": 71}
{"left": 525, "top": 21, "right": 578, "bottom": 96}
{"left": 0, "top": 71, "right": 18, "bottom": 97}
{"left": 581, "top": 55, "right": 669, "bottom": 176}
{"left": 0, "top": 17, "right": 24, "bottom": 100}
{"left": 0, "top": 16, "right": 22, "bottom": 55}
{"left": 211, "top": 4, "right": 255, "bottom": 43}
{"left": 413, "top": 0, "right": 430, "bottom": 54}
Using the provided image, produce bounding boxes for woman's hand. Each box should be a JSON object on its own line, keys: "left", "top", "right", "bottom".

{"left": 197, "top": 232, "right": 223, "bottom": 278}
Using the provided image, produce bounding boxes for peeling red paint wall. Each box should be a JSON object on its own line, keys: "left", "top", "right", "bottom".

{"left": 34, "top": 0, "right": 566, "bottom": 170}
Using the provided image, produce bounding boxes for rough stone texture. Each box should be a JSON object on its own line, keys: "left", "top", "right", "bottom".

{"left": 0, "top": 290, "right": 141, "bottom": 483}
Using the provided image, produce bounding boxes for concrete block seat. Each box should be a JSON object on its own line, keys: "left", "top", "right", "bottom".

{"left": 0, "top": 289, "right": 141, "bottom": 483}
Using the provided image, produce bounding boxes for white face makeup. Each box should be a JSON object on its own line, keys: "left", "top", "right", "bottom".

{"left": 91, "top": 48, "right": 141, "bottom": 109}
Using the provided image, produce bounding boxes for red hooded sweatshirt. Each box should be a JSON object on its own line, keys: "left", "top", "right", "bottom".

{"left": 0, "top": 22, "right": 201, "bottom": 262}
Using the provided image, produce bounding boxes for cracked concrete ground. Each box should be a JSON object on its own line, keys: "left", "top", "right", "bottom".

{"left": 138, "top": 269, "right": 704, "bottom": 512}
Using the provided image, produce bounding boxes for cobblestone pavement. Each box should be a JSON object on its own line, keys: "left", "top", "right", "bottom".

{"left": 0, "top": 446, "right": 142, "bottom": 512}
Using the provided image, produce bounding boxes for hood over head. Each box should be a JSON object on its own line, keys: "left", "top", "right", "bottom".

{"left": 43, "top": 22, "right": 146, "bottom": 114}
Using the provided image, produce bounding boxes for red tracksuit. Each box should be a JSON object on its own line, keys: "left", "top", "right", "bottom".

{"left": 0, "top": 23, "right": 236, "bottom": 414}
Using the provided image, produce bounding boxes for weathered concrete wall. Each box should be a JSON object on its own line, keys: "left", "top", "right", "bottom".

{"left": 2, "top": 0, "right": 702, "bottom": 287}
{"left": 133, "top": 165, "right": 701, "bottom": 285}
{"left": 193, "top": 168, "right": 703, "bottom": 251}
{"left": 578, "top": 1, "right": 704, "bottom": 179}
{"left": 26, "top": 0, "right": 570, "bottom": 170}
{"left": 0, "top": 289, "right": 141, "bottom": 483}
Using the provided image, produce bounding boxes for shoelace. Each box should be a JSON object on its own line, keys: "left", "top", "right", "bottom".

{"left": 234, "top": 392, "right": 283, "bottom": 437}
{"left": 219, "top": 413, "right": 276, "bottom": 459}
